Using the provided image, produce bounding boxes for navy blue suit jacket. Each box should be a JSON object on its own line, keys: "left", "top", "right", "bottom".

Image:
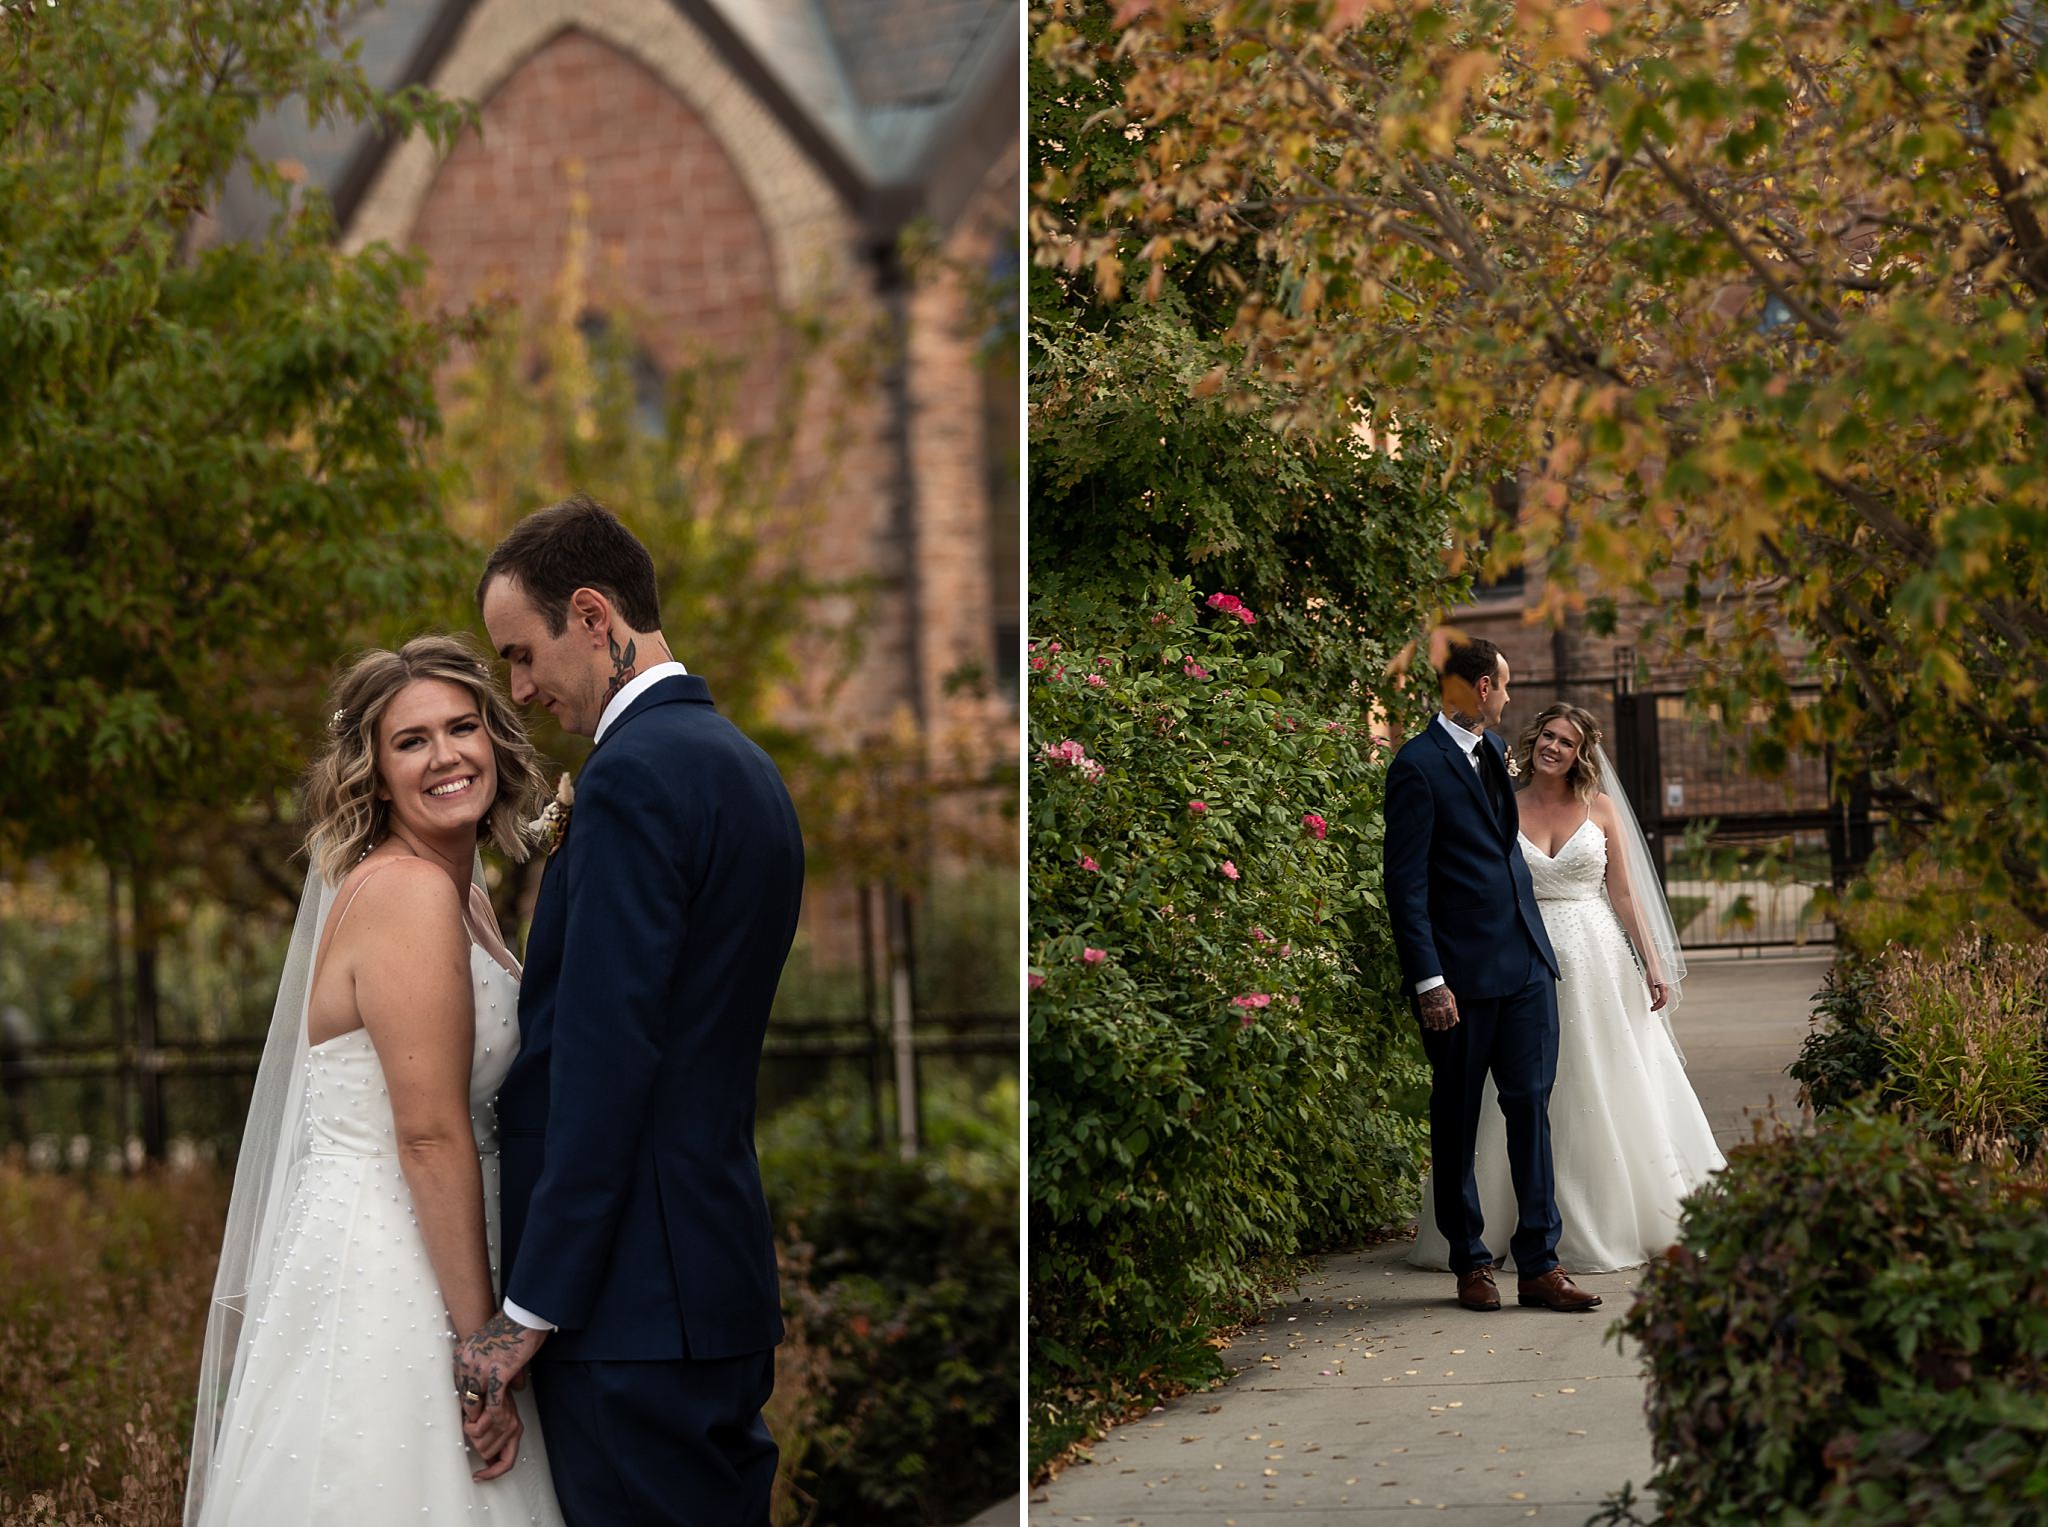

{"left": 1382, "top": 719, "right": 1558, "bottom": 1001}
{"left": 498, "top": 675, "right": 803, "bottom": 1363}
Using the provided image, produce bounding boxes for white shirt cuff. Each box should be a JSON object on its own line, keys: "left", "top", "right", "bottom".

{"left": 502, "top": 1297, "right": 557, "bottom": 1332}
{"left": 1414, "top": 976, "right": 1446, "bottom": 995}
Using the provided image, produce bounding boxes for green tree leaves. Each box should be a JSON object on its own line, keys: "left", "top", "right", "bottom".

{"left": 1044, "top": 0, "right": 2048, "bottom": 922}
{"left": 0, "top": 0, "right": 476, "bottom": 870}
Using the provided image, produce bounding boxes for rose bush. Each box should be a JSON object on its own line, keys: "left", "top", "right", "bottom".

{"left": 1028, "top": 581, "right": 1428, "bottom": 1463}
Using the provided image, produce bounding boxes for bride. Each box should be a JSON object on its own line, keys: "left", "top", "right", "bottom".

{"left": 1411, "top": 702, "right": 1723, "bottom": 1274}
{"left": 185, "top": 634, "right": 566, "bottom": 1525}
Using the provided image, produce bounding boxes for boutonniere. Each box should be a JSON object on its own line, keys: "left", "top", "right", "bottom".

{"left": 529, "top": 773, "right": 575, "bottom": 856}
{"left": 1505, "top": 751, "right": 1521, "bottom": 778}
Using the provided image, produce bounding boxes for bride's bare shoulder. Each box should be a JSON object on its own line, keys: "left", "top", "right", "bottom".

{"left": 332, "top": 856, "right": 464, "bottom": 951}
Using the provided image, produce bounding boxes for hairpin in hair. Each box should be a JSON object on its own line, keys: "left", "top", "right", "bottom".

{"left": 330, "top": 708, "right": 348, "bottom": 732}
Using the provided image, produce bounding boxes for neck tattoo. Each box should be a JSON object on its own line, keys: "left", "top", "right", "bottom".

{"left": 600, "top": 632, "right": 639, "bottom": 711}
{"left": 1445, "top": 708, "right": 1483, "bottom": 735}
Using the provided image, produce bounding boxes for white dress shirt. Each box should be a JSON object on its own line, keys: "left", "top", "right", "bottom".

{"left": 1415, "top": 711, "right": 1491, "bottom": 997}
{"left": 502, "top": 656, "right": 690, "bottom": 1334}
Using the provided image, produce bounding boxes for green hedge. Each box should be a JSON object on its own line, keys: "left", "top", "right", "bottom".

{"left": 1028, "top": 583, "right": 1426, "bottom": 1461}
{"left": 761, "top": 1076, "right": 1018, "bottom": 1526}
{"left": 1618, "top": 1110, "right": 2048, "bottom": 1524}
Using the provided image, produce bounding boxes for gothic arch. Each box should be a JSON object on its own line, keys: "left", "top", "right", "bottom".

{"left": 340, "top": 0, "right": 853, "bottom": 305}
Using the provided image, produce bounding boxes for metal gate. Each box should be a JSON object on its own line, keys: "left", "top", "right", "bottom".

{"left": 1608, "top": 679, "right": 1871, "bottom": 949}
{"left": 1505, "top": 672, "right": 1870, "bottom": 950}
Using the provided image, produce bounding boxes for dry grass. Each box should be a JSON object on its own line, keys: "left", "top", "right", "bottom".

{"left": 0, "top": 1163, "right": 226, "bottom": 1527}
{"left": 1876, "top": 937, "right": 2048, "bottom": 1168}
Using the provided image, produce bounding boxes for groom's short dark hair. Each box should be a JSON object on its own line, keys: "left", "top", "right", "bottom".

{"left": 477, "top": 493, "right": 663, "bottom": 636}
{"left": 1440, "top": 636, "right": 1504, "bottom": 691}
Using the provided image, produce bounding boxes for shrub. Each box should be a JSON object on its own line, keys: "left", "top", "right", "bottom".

{"left": 761, "top": 1075, "right": 1018, "bottom": 1526}
{"left": 1618, "top": 1110, "right": 2048, "bottom": 1525}
{"left": 1028, "top": 583, "right": 1428, "bottom": 1461}
{"left": 1836, "top": 854, "right": 2042, "bottom": 961}
{"left": 1788, "top": 957, "right": 1891, "bottom": 1115}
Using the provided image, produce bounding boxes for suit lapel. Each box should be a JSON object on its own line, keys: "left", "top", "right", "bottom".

{"left": 1478, "top": 734, "right": 1516, "bottom": 844}
{"left": 1427, "top": 719, "right": 1499, "bottom": 835}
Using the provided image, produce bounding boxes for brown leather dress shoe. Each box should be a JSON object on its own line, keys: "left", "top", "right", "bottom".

{"left": 1455, "top": 1264, "right": 1501, "bottom": 1311}
{"left": 1516, "top": 1266, "right": 1602, "bottom": 1312}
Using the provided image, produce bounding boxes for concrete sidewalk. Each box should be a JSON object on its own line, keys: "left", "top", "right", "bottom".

{"left": 1031, "top": 950, "right": 1830, "bottom": 1526}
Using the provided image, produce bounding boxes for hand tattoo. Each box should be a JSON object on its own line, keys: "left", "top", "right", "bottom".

{"left": 600, "top": 632, "right": 638, "bottom": 711}
{"left": 1419, "top": 986, "right": 1460, "bottom": 1032}
{"left": 454, "top": 1311, "right": 538, "bottom": 1412}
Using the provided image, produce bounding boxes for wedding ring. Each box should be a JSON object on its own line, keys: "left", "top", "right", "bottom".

{"left": 461, "top": 1385, "right": 484, "bottom": 1404}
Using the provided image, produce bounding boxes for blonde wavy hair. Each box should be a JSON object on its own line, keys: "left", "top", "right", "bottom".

{"left": 1512, "top": 703, "right": 1604, "bottom": 803}
{"left": 301, "top": 634, "right": 549, "bottom": 883}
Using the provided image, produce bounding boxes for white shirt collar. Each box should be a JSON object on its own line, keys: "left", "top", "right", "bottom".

{"left": 594, "top": 660, "right": 689, "bottom": 744}
{"left": 1435, "top": 710, "right": 1485, "bottom": 757}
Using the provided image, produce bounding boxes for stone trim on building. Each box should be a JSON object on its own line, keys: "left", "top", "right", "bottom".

{"left": 338, "top": 0, "right": 856, "bottom": 305}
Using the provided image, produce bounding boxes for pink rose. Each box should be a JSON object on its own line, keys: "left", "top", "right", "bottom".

{"left": 1183, "top": 659, "right": 1209, "bottom": 679}
{"left": 1097, "top": 656, "right": 1112, "bottom": 667}
{"left": 1050, "top": 666, "right": 1065, "bottom": 681}
{"left": 1251, "top": 927, "right": 1268, "bottom": 942}
{"left": 1031, "top": 655, "right": 1046, "bottom": 671}
{"left": 1279, "top": 943, "right": 1293, "bottom": 959}
{"left": 1302, "top": 812, "right": 1328, "bottom": 840}
{"left": 1081, "top": 947, "right": 1107, "bottom": 965}
{"left": 1086, "top": 673, "right": 1106, "bottom": 687}
{"left": 1220, "top": 860, "right": 1240, "bottom": 881}
{"left": 1207, "top": 593, "right": 1243, "bottom": 614}
{"left": 1231, "top": 993, "right": 1272, "bottom": 1009}
{"left": 1188, "top": 800, "right": 1207, "bottom": 814}
{"left": 1028, "top": 972, "right": 1045, "bottom": 990}
{"left": 1041, "top": 740, "right": 1107, "bottom": 780}
{"left": 1078, "top": 854, "right": 1099, "bottom": 871}
{"left": 1236, "top": 607, "right": 1256, "bottom": 625}
{"left": 1049, "top": 641, "right": 1062, "bottom": 653}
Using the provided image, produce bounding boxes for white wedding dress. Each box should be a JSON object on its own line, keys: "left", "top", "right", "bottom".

{"left": 193, "top": 944, "right": 565, "bottom": 1526}
{"left": 1410, "top": 816, "right": 1724, "bottom": 1274}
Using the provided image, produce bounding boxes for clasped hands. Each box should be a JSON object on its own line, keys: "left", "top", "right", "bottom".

{"left": 452, "top": 1311, "right": 548, "bottom": 1481}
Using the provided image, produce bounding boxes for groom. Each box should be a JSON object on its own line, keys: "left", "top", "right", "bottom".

{"left": 1382, "top": 637, "right": 1598, "bottom": 1315}
{"left": 457, "top": 494, "right": 804, "bottom": 1523}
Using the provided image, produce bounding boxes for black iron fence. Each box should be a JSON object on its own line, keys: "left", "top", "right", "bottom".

{"left": 0, "top": 882, "right": 1017, "bottom": 1168}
